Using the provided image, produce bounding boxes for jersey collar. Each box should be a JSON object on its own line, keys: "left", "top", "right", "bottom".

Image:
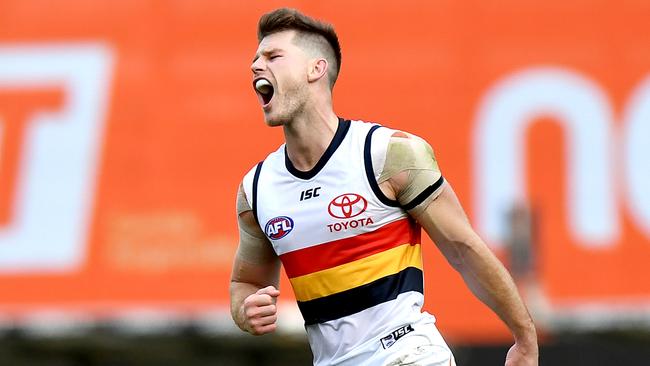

{"left": 285, "top": 117, "right": 351, "bottom": 180}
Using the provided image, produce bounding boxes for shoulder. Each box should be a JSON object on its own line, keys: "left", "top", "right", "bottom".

{"left": 352, "top": 120, "right": 393, "bottom": 178}
{"left": 240, "top": 144, "right": 285, "bottom": 204}
{"left": 361, "top": 120, "right": 433, "bottom": 152}
{"left": 387, "top": 131, "right": 436, "bottom": 164}
{"left": 241, "top": 163, "right": 259, "bottom": 196}
{"left": 363, "top": 122, "right": 437, "bottom": 177}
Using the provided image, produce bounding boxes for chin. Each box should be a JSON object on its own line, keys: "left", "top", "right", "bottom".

{"left": 263, "top": 111, "right": 290, "bottom": 127}
{"left": 263, "top": 115, "right": 286, "bottom": 127}
{"left": 265, "top": 120, "right": 285, "bottom": 127}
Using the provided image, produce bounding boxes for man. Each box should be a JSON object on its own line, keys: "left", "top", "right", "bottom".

{"left": 230, "top": 8, "right": 538, "bottom": 366}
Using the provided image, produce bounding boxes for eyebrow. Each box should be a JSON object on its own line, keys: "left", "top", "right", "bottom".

{"left": 252, "top": 47, "right": 283, "bottom": 63}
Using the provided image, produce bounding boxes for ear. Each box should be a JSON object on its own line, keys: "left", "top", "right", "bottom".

{"left": 307, "top": 58, "right": 328, "bottom": 83}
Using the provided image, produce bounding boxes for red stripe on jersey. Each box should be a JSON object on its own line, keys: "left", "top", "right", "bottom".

{"left": 280, "top": 218, "right": 421, "bottom": 278}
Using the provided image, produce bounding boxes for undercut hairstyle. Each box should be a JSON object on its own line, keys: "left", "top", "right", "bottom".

{"left": 258, "top": 8, "right": 342, "bottom": 89}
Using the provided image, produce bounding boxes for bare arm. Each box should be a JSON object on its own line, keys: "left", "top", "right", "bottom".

{"left": 230, "top": 184, "right": 282, "bottom": 335}
{"left": 414, "top": 183, "right": 537, "bottom": 362}
{"left": 378, "top": 132, "right": 538, "bottom": 365}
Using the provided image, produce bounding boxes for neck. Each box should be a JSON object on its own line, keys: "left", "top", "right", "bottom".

{"left": 283, "top": 101, "right": 339, "bottom": 172}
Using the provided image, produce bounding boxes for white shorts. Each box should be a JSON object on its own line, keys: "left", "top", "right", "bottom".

{"left": 382, "top": 322, "right": 456, "bottom": 366}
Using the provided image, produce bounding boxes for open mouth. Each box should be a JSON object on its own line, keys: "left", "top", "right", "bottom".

{"left": 254, "top": 78, "right": 274, "bottom": 106}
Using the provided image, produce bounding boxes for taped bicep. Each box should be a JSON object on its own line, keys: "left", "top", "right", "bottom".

{"left": 379, "top": 132, "right": 445, "bottom": 215}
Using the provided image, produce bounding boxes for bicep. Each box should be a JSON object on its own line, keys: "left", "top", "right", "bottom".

{"left": 412, "top": 182, "right": 483, "bottom": 267}
{"left": 231, "top": 186, "right": 281, "bottom": 287}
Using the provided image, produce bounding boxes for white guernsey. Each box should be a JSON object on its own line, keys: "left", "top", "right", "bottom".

{"left": 240, "top": 119, "right": 450, "bottom": 365}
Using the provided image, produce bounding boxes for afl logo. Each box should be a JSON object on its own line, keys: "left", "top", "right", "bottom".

{"left": 328, "top": 193, "right": 368, "bottom": 219}
{"left": 265, "top": 216, "right": 294, "bottom": 240}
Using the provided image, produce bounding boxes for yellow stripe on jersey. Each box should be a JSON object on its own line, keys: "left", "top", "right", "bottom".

{"left": 290, "top": 243, "right": 422, "bottom": 302}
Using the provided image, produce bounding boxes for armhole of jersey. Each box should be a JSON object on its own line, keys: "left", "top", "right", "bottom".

{"left": 252, "top": 161, "right": 264, "bottom": 225}
{"left": 364, "top": 125, "right": 401, "bottom": 207}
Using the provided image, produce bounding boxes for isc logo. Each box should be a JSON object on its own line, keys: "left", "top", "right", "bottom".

{"left": 380, "top": 324, "right": 414, "bottom": 349}
{"left": 265, "top": 216, "right": 294, "bottom": 240}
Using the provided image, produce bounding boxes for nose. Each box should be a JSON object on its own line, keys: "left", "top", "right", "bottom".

{"left": 251, "top": 57, "right": 265, "bottom": 74}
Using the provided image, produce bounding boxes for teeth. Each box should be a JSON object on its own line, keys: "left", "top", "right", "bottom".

{"left": 255, "top": 79, "right": 272, "bottom": 95}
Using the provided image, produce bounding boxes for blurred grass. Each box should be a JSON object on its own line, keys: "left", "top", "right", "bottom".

{"left": 0, "top": 327, "right": 649, "bottom": 365}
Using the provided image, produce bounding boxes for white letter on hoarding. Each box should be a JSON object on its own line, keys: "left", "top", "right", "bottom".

{"left": 0, "top": 44, "right": 113, "bottom": 272}
{"left": 623, "top": 75, "right": 650, "bottom": 237}
{"left": 474, "top": 67, "right": 617, "bottom": 247}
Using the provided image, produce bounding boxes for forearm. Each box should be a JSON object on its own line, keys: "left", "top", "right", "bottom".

{"left": 231, "top": 186, "right": 282, "bottom": 335}
{"left": 452, "top": 235, "right": 537, "bottom": 345}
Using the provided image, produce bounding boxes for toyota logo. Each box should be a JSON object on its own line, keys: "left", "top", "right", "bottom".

{"left": 328, "top": 193, "right": 368, "bottom": 219}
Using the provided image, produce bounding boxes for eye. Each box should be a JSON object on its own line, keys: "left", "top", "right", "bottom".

{"left": 269, "top": 54, "right": 281, "bottom": 60}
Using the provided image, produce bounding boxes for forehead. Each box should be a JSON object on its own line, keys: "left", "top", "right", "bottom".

{"left": 256, "top": 30, "right": 298, "bottom": 54}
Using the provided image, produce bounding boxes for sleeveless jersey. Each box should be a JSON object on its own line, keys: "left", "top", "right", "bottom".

{"left": 242, "top": 119, "right": 439, "bottom": 365}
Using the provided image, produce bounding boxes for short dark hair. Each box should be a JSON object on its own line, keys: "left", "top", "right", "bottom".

{"left": 258, "top": 8, "right": 342, "bottom": 88}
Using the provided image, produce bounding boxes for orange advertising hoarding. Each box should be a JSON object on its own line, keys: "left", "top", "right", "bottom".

{"left": 1, "top": 1, "right": 649, "bottom": 342}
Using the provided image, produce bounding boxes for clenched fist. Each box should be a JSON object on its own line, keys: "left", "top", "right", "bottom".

{"left": 239, "top": 286, "right": 280, "bottom": 335}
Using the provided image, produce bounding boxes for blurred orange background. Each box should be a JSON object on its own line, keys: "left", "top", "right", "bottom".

{"left": 1, "top": 0, "right": 649, "bottom": 344}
